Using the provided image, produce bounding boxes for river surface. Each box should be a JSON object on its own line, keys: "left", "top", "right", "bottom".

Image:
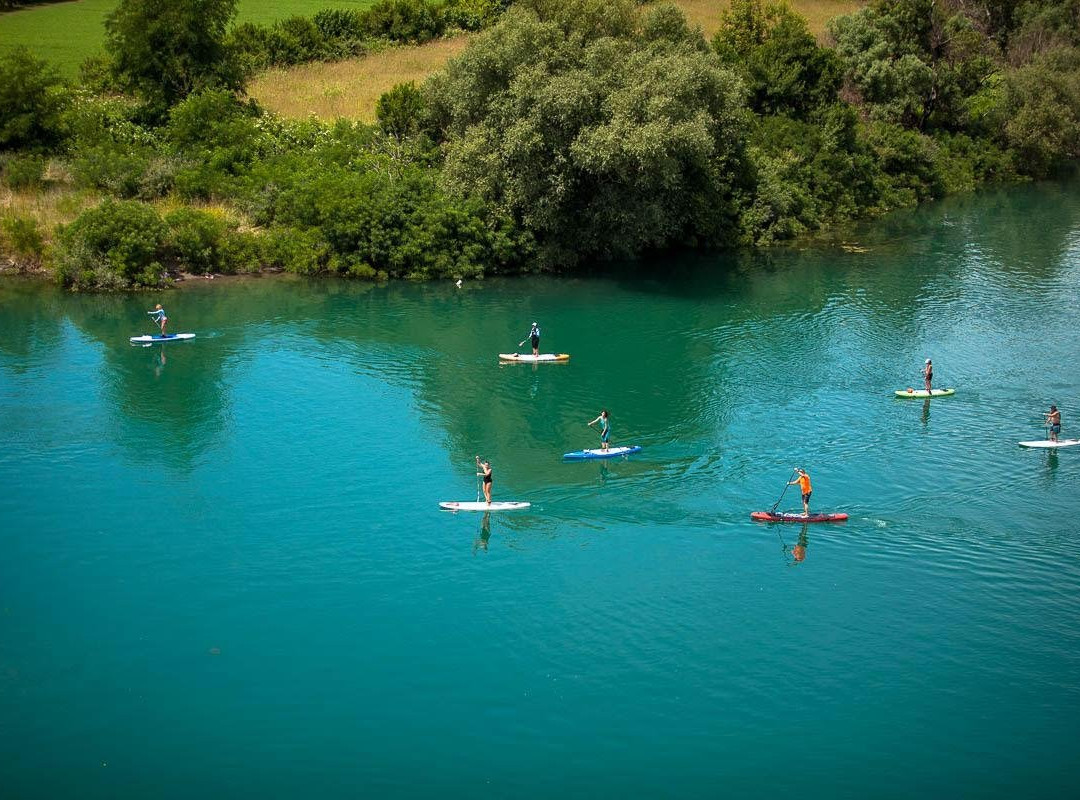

{"left": 2, "top": 182, "right": 1080, "bottom": 797}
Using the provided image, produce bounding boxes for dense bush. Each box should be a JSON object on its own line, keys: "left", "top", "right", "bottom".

{"left": 0, "top": 214, "right": 46, "bottom": 266}
{"left": 363, "top": 0, "right": 446, "bottom": 43}
{"left": 164, "top": 90, "right": 266, "bottom": 199}
{"left": 376, "top": 82, "right": 426, "bottom": 139}
{"left": 165, "top": 207, "right": 230, "bottom": 274}
{"left": 53, "top": 200, "right": 168, "bottom": 289}
{"left": 264, "top": 160, "right": 529, "bottom": 279}
{"left": 1, "top": 153, "right": 47, "bottom": 189}
{"left": 0, "top": 47, "right": 67, "bottom": 151}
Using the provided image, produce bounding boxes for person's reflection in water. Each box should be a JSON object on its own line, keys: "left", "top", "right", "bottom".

{"left": 792, "top": 525, "right": 809, "bottom": 564}
{"left": 154, "top": 348, "right": 166, "bottom": 378}
{"left": 1046, "top": 449, "right": 1059, "bottom": 479}
{"left": 598, "top": 462, "right": 610, "bottom": 486}
{"left": 921, "top": 397, "right": 931, "bottom": 426}
{"left": 474, "top": 512, "right": 491, "bottom": 554}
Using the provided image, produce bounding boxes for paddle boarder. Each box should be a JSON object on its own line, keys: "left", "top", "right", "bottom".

{"left": 519, "top": 322, "right": 541, "bottom": 356}
{"left": 588, "top": 410, "right": 611, "bottom": 451}
{"left": 788, "top": 468, "right": 812, "bottom": 516}
{"left": 476, "top": 456, "right": 493, "bottom": 505}
{"left": 1046, "top": 404, "right": 1061, "bottom": 442}
{"left": 148, "top": 304, "right": 168, "bottom": 337}
{"left": 923, "top": 358, "right": 933, "bottom": 393}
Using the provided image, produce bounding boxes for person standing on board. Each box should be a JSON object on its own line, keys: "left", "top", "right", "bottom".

{"left": 476, "top": 456, "right": 493, "bottom": 505}
{"left": 588, "top": 410, "right": 611, "bottom": 451}
{"left": 923, "top": 359, "right": 933, "bottom": 393}
{"left": 788, "top": 467, "right": 812, "bottom": 516}
{"left": 148, "top": 304, "right": 168, "bottom": 337}
{"left": 1046, "top": 405, "right": 1061, "bottom": 442}
{"left": 519, "top": 322, "right": 541, "bottom": 356}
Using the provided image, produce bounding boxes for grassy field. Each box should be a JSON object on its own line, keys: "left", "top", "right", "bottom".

{"left": 249, "top": 35, "right": 472, "bottom": 122}
{"left": 250, "top": 0, "right": 864, "bottom": 122}
{"left": 0, "top": 0, "right": 378, "bottom": 77}
{"left": 673, "top": 0, "right": 861, "bottom": 37}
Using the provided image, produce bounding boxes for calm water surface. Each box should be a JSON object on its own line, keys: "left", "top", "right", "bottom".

{"left": 2, "top": 183, "right": 1080, "bottom": 797}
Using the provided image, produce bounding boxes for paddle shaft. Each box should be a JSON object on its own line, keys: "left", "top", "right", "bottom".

{"left": 771, "top": 468, "right": 798, "bottom": 513}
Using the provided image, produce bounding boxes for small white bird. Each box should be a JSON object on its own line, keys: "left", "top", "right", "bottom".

{"left": 455, "top": 279, "right": 463, "bottom": 288}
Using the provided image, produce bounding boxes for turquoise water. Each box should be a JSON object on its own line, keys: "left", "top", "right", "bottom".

{"left": 2, "top": 182, "right": 1080, "bottom": 797}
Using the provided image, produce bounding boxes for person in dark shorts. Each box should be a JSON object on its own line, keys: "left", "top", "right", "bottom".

{"left": 1046, "top": 405, "right": 1061, "bottom": 442}
{"left": 923, "top": 359, "right": 933, "bottom": 393}
{"left": 588, "top": 410, "right": 610, "bottom": 450}
{"left": 519, "top": 322, "right": 541, "bottom": 356}
{"left": 476, "top": 455, "right": 493, "bottom": 504}
{"left": 788, "top": 467, "right": 812, "bottom": 516}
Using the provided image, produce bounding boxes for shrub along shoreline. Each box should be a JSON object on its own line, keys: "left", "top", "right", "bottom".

{"left": 2, "top": 0, "right": 1079, "bottom": 290}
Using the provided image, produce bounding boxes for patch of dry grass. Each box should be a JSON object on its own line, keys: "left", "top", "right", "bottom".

{"left": 248, "top": 36, "right": 473, "bottom": 122}
{"left": 671, "top": 0, "right": 863, "bottom": 38}
{"left": 0, "top": 182, "right": 98, "bottom": 239}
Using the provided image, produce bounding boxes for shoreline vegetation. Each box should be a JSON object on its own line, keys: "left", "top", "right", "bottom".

{"left": 1, "top": 0, "right": 1079, "bottom": 290}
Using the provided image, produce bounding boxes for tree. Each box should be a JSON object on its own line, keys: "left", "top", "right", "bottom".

{"left": 712, "top": 0, "right": 842, "bottom": 117}
{"left": 105, "top": 0, "right": 242, "bottom": 116}
{"left": 425, "top": 0, "right": 749, "bottom": 268}
{"left": 828, "top": 0, "right": 999, "bottom": 131}
{"left": 376, "top": 82, "right": 426, "bottom": 140}
{"left": 0, "top": 46, "right": 66, "bottom": 151}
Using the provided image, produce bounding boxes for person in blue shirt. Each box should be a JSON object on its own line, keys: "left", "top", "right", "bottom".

{"left": 148, "top": 304, "right": 168, "bottom": 337}
{"left": 519, "top": 322, "right": 541, "bottom": 356}
{"left": 588, "top": 409, "right": 611, "bottom": 451}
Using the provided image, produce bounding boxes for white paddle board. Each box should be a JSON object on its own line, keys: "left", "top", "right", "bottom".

{"left": 439, "top": 501, "right": 531, "bottom": 512}
{"left": 1018, "top": 439, "right": 1080, "bottom": 449}
{"left": 130, "top": 333, "right": 196, "bottom": 344}
{"left": 563, "top": 445, "right": 642, "bottom": 460}
{"left": 894, "top": 388, "right": 955, "bottom": 398}
{"left": 498, "top": 353, "right": 569, "bottom": 362}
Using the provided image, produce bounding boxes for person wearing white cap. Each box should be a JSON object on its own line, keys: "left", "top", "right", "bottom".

{"left": 923, "top": 358, "right": 933, "bottom": 393}
{"left": 519, "top": 321, "right": 541, "bottom": 356}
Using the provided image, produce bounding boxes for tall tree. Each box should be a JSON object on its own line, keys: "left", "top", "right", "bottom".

{"left": 425, "top": 1, "right": 749, "bottom": 269}
{"left": 105, "top": 0, "right": 242, "bottom": 116}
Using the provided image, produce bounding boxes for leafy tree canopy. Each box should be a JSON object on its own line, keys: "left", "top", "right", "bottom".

{"left": 425, "top": 0, "right": 749, "bottom": 269}
{"left": 712, "top": 0, "right": 842, "bottom": 117}
{"left": 105, "top": 0, "right": 243, "bottom": 118}
{"left": 0, "top": 46, "right": 66, "bottom": 151}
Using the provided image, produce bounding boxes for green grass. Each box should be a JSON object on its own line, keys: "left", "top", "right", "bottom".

{"left": 0, "top": 0, "right": 378, "bottom": 78}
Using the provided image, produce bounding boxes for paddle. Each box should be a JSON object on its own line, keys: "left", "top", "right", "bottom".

{"left": 770, "top": 467, "right": 798, "bottom": 514}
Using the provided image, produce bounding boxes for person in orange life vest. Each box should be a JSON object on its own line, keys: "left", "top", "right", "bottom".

{"left": 788, "top": 467, "right": 812, "bottom": 516}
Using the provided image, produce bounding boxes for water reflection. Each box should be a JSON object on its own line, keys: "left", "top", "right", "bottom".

{"left": 1045, "top": 449, "right": 1059, "bottom": 481}
{"left": 473, "top": 511, "right": 492, "bottom": 554}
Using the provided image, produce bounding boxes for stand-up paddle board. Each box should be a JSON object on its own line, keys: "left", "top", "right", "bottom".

{"left": 498, "top": 353, "right": 570, "bottom": 363}
{"left": 563, "top": 446, "right": 642, "bottom": 460}
{"left": 439, "top": 501, "right": 531, "bottom": 512}
{"left": 130, "top": 333, "right": 196, "bottom": 344}
{"left": 751, "top": 511, "right": 848, "bottom": 523}
{"left": 1018, "top": 439, "right": 1080, "bottom": 449}
{"left": 894, "top": 388, "right": 954, "bottom": 398}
